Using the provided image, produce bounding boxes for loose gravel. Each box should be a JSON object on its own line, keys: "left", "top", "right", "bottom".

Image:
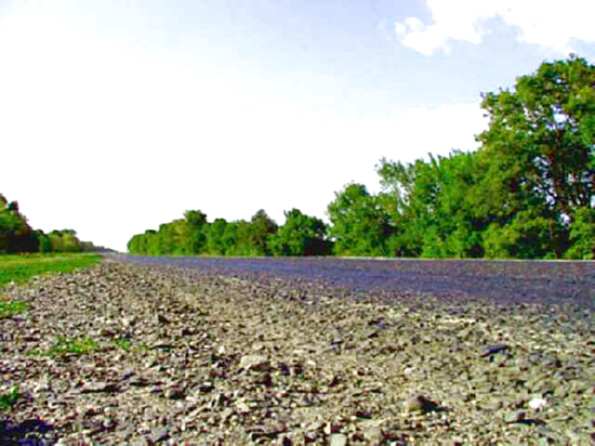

{"left": 1, "top": 259, "right": 593, "bottom": 445}
{"left": 120, "top": 255, "right": 595, "bottom": 309}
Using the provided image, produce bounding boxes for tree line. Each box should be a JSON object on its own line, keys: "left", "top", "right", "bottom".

{"left": 0, "top": 194, "right": 96, "bottom": 254}
{"left": 128, "top": 56, "right": 593, "bottom": 260}
{"left": 128, "top": 208, "right": 333, "bottom": 257}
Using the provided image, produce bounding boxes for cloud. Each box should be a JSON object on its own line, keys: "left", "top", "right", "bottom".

{"left": 395, "top": 0, "right": 595, "bottom": 55}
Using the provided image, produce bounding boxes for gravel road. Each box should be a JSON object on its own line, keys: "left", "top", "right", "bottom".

{"left": 1, "top": 258, "right": 593, "bottom": 445}
{"left": 118, "top": 255, "right": 595, "bottom": 309}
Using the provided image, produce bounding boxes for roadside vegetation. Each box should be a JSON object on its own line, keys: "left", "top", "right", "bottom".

{"left": 0, "top": 253, "right": 101, "bottom": 288}
{"left": 0, "top": 299, "right": 28, "bottom": 319}
{"left": 0, "top": 386, "right": 20, "bottom": 412}
{"left": 27, "top": 336, "right": 100, "bottom": 358}
{"left": 128, "top": 56, "right": 594, "bottom": 260}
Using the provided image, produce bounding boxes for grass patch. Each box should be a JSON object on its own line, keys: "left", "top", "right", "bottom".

{"left": 0, "top": 300, "right": 28, "bottom": 319}
{"left": 29, "top": 336, "right": 100, "bottom": 358}
{"left": 0, "top": 386, "right": 20, "bottom": 411}
{"left": 113, "top": 337, "right": 132, "bottom": 352}
{"left": 113, "top": 339, "right": 150, "bottom": 353}
{"left": 0, "top": 253, "right": 101, "bottom": 288}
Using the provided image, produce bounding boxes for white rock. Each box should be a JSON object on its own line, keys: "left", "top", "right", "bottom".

{"left": 239, "top": 354, "right": 269, "bottom": 371}
{"left": 529, "top": 397, "right": 547, "bottom": 410}
{"left": 330, "top": 433, "right": 348, "bottom": 446}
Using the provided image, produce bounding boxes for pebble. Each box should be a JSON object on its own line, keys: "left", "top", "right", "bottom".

{"left": 239, "top": 354, "right": 269, "bottom": 371}
{"left": 329, "top": 433, "right": 348, "bottom": 446}
{"left": 528, "top": 397, "right": 547, "bottom": 410}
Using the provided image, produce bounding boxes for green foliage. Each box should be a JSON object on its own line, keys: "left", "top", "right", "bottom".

{"left": 0, "top": 253, "right": 101, "bottom": 288}
{"left": 378, "top": 152, "right": 485, "bottom": 258}
{"left": 565, "top": 207, "right": 595, "bottom": 259}
{"left": 328, "top": 184, "right": 393, "bottom": 256}
{"left": 0, "top": 386, "right": 20, "bottom": 411}
{"left": 46, "top": 229, "right": 83, "bottom": 253}
{"left": 483, "top": 210, "right": 563, "bottom": 259}
{"left": 183, "top": 210, "right": 208, "bottom": 254}
{"left": 478, "top": 56, "right": 593, "bottom": 218}
{"left": 0, "top": 193, "right": 93, "bottom": 254}
{"left": 375, "top": 55, "right": 593, "bottom": 259}
{"left": 247, "top": 210, "right": 278, "bottom": 256}
{"left": 30, "top": 336, "right": 99, "bottom": 357}
{"left": 0, "top": 300, "right": 28, "bottom": 319}
{"left": 221, "top": 221, "right": 240, "bottom": 255}
{"left": 269, "top": 209, "right": 332, "bottom": 256}
{"left": 36, "top": 232, "right": 53, "bottom": 253}
{"left": 128, "top": 209, "right": 280, "bottom": 257}
{"left": 206, "top": 218, "right": 229, "bottom": 255}
{"left": 113, "top": 337, "right": 132, "bottom": 352}
{"left": 0, "top": 195, "right": 38, "bottom": 253}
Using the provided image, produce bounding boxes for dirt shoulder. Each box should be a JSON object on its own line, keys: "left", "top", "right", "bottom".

{"left": 1, "top": 261, "right": 592, "bottom": 444}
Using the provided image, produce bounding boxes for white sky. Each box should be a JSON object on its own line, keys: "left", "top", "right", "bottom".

{"left": 1, "top": 1, "right": 593, "bottom": 251}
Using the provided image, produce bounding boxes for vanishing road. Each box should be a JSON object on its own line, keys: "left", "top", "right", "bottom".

{"left": 116, "top": 255, "right": 594, "bottom": 309}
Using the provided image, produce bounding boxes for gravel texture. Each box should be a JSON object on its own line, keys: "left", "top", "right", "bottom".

{"left": 120, "top": 255, "right": 595, "bottom": 309}
{"left": 1, "top": 258, "right": 593, "bottom": 445}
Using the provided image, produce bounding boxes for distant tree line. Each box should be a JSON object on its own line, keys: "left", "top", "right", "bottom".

{"left": 0, "top": 194, "right": 96, "bottom": 254}
{"left": 128, "top": 56, "right": 593, "bottom": 260}
{"left": 128, "top": 208, "right": 333, "bottom": 257}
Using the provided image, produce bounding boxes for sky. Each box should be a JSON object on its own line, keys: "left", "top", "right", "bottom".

{"left": 1, "top": 0, "right": 594, "bottom": 251}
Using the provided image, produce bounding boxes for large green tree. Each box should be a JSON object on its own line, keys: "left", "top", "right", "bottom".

{"left": 479, "top": 56, "right": 593, "bottom": 217}
{"left": 476, "top": 55, "right": 594, "bottom": 257}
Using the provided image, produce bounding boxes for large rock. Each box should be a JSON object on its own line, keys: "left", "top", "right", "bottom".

{"left": 239, "top": 354, "right": 269, "bottom": 371}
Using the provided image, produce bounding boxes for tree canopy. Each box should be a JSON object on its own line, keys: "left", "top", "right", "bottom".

{"left": 0, "top": 194, "right": 93, "bottom": 254}
{"left": 269, "top": 209, "right": 331, "bottom": 256}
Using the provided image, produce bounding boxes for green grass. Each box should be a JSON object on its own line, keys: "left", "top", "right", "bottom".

{"left": 28, "top": 336, "right": 100, "bottom": 358}
{"left": 0, "top": 300, "right": 28, "bottom": 319}
{"left": 113, "top": 337, "right": 132, "bottom": 352}
{"left": 0, "top": 253, "right": 101, "bottom": 288}
{"left": 0, "top": 386, "right": 20, "bottom": 411}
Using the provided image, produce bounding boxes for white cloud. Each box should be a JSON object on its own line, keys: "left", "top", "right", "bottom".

{"left": 395, "top": 0, "right": 595, "bottom": 55}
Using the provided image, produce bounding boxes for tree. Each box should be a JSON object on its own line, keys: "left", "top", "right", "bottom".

{"left": 206, "top": 218, "right": 229, "bottom": 255}
{"left": 375, "top": 56, "right": 593, "bottom": 259}
{"left": 184, "top": 210, "right": 208, "bottom": 254}
{"left": 127, "top": 233, "right": 145, "bottom": 254}
{"left": 36, "top": 231, "right": 53, "bottom": 253}
{"left": 247, "top": 210, "right": 278, "bottom": 256}
{"left": 564, "top": 207, "right": 595, "bottom": 259}
{"left": 327, "top": 184, "right": 393, "bottom": 256}
{"left": 0, "top": 196, "right": 39, "bottom": 253}
{"left": 377, "top": 152, "right": 485, "bottom": 258}
{"left": 483, "top": 209, "right": 563, "bottom": 259}
{"left": 269, "top": 208, "right": 331, "bottom": 256}
{"left": 221, "top": 221, "right": 240, "bottom": 255}
{"left": 47, "top": 230, "right": 82, "bottom": 253}
{"left": 476, "top": 55, "right": 594, "bottom": 257}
